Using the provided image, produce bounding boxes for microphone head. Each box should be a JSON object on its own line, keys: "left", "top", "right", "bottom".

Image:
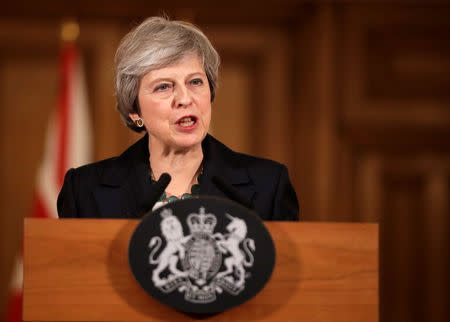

{"left": 158, "top": 172, "right": 171, "bottom": 189}
{"left": 141, "top": 173, "right": 171, "bottom": 216}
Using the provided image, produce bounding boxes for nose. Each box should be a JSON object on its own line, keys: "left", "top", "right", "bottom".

{"left": 174, "top": 84, "right": 192, "bottom": 108}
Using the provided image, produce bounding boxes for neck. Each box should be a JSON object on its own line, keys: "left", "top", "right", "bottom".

{"left": 149, "top": 143, "right": 203, "bottom": 198}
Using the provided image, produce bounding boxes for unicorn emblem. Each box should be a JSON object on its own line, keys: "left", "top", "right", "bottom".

{"left": 215, "top": 214, "right": 255, "bottom": 288}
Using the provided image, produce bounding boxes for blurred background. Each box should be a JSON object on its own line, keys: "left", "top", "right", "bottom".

{"left": 0, "top": 1, "right": 449, "bottom": 321}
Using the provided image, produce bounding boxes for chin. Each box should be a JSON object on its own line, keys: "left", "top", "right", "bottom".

{"left": 173, "top": 135, "right": 204, "bottom": 150}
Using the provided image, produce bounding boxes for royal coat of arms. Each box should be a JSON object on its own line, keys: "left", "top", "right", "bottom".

{"left": 148, "top": 207, "right": 256, "bottom": 303}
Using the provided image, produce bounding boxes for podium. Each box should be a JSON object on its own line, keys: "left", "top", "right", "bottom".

{"left": 23, "top": 219, "right": 378, "bottom": 321}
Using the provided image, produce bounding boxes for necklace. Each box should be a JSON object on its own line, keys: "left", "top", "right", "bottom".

{"left": 150, "top": 163, "right": 203, "bottom": 203}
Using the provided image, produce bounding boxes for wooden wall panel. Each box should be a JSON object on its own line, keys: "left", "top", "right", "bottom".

{"left": 336, "top": 6, "right": 450, "bottom": 321}
{"left": 211, "top": 61, "right": 253, "bottom": 153}
{"left": 379, "top": 155, "right": 450, "bottom": 322}
{"left": 0, "top": 2, "right": 449, "bottom": 321}
{"left": 366, "top": 28, "right": 450, "bottom": 100}
{"left": 381, "top": 171, "right": 427, "bottom": 322}
{"left": 339, "top": 6, "right": 450, "bottom": 129}
{"left": 209, "top": 27, "right": 294, "bottom": 166}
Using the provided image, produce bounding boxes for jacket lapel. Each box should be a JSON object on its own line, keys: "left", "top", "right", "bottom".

{"left": 200, "top": 135, "right": 256, "bottom": 207}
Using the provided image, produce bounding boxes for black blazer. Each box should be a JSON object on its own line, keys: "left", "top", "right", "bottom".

{"left": 57, "top": 134, "right": 299, "bottom": 221}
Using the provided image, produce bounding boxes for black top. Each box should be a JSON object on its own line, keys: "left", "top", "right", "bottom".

{"left": 57, "top": 134, "right": 299, "bottom": 220}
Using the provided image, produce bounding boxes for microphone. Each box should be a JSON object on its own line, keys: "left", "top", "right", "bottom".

{"left": 142, "top": 172, "right": 171, "bottom": 214}
{"left": 212, "top": 175, "right": 253, "bottom": 210}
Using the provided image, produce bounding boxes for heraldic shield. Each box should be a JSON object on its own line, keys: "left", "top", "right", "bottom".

{"left": 128, "top": 196, "right": 276, "bottom": 314}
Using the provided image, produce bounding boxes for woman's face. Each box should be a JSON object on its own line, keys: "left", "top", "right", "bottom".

{"left": 130, "top": 53, "right": 211, "bottom": 152}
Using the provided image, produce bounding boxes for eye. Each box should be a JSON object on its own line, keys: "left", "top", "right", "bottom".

{"left": 190, "top": 78, "right": 204, "bottom": 86}
{"left": 154, "top": 83, "right": 172, "bottom": 92}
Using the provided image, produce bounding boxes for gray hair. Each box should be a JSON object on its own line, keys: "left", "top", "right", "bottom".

{"left": 114, "top": 16, "right": 220, "bottom": 132}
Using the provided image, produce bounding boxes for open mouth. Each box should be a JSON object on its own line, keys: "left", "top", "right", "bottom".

{"left": 177, "top": 116, "right": 197, "bottom": 128}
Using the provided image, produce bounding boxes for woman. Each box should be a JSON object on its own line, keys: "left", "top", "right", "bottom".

{"left": 57, "top": 17, "right": 299, "bottom": 221}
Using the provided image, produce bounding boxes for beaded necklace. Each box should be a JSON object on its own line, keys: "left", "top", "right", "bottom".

{"left": 150, "top": 163, "right": 203, "bottom": 203}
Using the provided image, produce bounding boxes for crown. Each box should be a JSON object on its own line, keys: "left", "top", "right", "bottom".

{"left": 160, "top": 208, "right": 174, "bottom": 219}
{"left": 187, "top": 207, "right": 217, "bottom": 234}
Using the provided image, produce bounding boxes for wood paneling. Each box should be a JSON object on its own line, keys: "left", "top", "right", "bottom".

{"left": 210, "top": 27, "right": 294, "bottom": 165}
{"left": 366, "top": 27, "right": 450, "bottom": 99}
{"left": 381, "top": 171, "right": 426, "bottom": 321}
{"left": 0, "top": 2, "right": 449, "bottom": 321}
{"left": 339, "top": 6, "right": 450, "bottom": 129}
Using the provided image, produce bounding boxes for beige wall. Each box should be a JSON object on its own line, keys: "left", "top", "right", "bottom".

{"left": 1, "top": 2, "right": 449, "bottom": 321}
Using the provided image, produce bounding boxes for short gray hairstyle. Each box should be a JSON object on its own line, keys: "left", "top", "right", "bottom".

{"left": 114, "top": 16, "right": 220, "bottom": 132}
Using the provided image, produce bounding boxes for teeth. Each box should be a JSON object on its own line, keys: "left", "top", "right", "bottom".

{"left": 179, "top": 117, "right": 195, "bottom": 127}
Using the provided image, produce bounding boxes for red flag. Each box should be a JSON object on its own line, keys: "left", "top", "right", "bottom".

{"left": 4, "top": 38, "right": 92, "bottom": 321}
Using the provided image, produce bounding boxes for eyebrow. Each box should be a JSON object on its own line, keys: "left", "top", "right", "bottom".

{"left": 186, "top": 72, "right": 206, "bottom": 78}
{"left": 148, "top": 72, "right": 207, "bottom": 85}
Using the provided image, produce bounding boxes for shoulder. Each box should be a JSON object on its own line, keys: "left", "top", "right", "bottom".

{"left": 57, "top": 135, "right": 148, "bottom": 218}
{"left": 63, "top": 156, "right": 118, "bottom": 185}
{"left": 202, "top": 134, "right": 299, "bottom": 221}
{"left": 66, "top": 134, "right": 148, "bottom": 183}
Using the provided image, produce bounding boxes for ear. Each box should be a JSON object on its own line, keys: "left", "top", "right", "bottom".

{"left": 129, "top": 113, "right": 140, "bottom": 122}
